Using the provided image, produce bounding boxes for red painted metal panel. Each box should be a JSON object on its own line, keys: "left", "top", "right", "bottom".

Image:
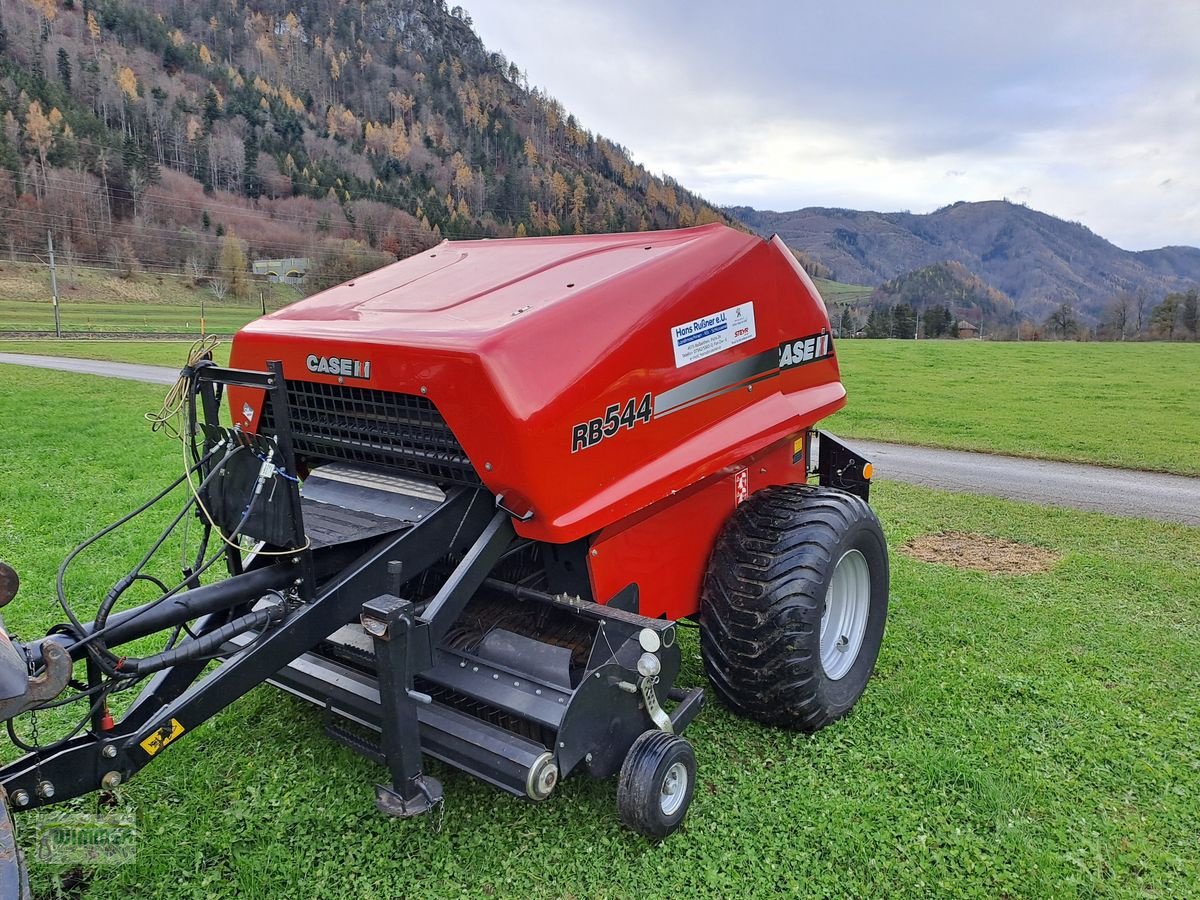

{"left": 229, "top": 223, "right": 843, "bottom": 544}
{"left": 587, "top": 437, "right": 807, "bottom": 620}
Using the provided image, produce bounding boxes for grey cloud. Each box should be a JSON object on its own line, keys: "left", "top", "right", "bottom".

{"left": 465, "top": 0, "right": 1200, "bottom": 249}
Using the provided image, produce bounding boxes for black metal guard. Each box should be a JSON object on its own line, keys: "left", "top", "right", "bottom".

{"left": 259, "top": 380, "right": 481, "bottom": 486}
{"left": 815, "top": 430, "right": 873, "bottom": 499}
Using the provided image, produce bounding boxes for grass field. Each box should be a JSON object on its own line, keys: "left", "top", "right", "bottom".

{"left": 0, "top": 339, "right": 232, "bottom": 367}
{"left": 1, "top": 368, "right": 1197, "bottom": 898}
{"left": 0, "top": 261, "right": 302, "bottom": 334}
{"left": 4, "top": 338, "right": 1196, "bottom": 476}
{"left": 813, "top": 276, "right": 873, "bottom": 305}
{"left": 831, "top": 340, "right": 1200, "bottom": 474}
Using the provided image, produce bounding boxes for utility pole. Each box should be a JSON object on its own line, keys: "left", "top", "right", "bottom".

{"left": 47, "top": 231, "right": 62, "bottom": 338}
{"left": 260, "top": 290, "right": 266, "bottom": 316}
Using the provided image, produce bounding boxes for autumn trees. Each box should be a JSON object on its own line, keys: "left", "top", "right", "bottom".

{"left": 1045, "top": 303, "right": 1078, "bottom": 340}
{"left": 0, "top": 0, "right": 724, "bottom": 295}
{"left": 216, "top": 231, "right": 250, "bottom": 300}
{"left": 1096, "top": 288, "right": 1198, "bottom": 341}
{"left": 1147, "top": 289, "right": 1200, "bottom": 341}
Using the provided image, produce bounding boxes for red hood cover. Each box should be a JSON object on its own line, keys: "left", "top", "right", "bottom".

{"left": 231, "top": 224, "right": 844, "bottom": 542}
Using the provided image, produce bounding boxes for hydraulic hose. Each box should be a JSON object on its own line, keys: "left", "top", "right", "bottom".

{"left": 115, "top": 600, "right": 285, "bottom": 676}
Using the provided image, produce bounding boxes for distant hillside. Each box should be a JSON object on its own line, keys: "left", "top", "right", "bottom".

{"left": 0, "top": 0, "right": 727, "bottom": 290}
{"left": 729, "top": 201, "right": 1200, "bottom": 322}
{"left": 874, "top": 261, "right": 1014, "bottom": 319}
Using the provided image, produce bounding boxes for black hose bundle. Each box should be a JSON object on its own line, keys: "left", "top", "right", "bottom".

{"left": 115, "top": 598, "right": 285, "bottom": 676}
{"left": 29, "top": 343, "right": 298, "bottom": 752}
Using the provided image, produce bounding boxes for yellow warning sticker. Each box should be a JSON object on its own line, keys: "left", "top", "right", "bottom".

{"left": 139, "top": 719, "right": 185, "bottom": 756}
{"left": 792, "top": 436, "right": 805, "bottom": 465}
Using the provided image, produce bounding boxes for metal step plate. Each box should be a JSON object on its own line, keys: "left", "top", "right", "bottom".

{"left": 300, "top": 464, "right": 446, "bottom": 548}
{"left": 306, "top": 463, "right": 446, "bottom": 505}
{"left": 301, "top": 500, "right": 408, "bottom": 550}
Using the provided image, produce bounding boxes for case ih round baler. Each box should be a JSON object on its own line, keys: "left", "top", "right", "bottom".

{"left": 0, "top": 223, "right": 888, "bottom": 868}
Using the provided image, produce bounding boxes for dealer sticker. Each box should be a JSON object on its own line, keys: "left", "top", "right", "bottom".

{"left": 670, "top": 302, "right": 756, "bottom": 368}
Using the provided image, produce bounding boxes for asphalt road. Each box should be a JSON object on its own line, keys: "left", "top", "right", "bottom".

{"left": 0, "top": 352, "right": 180, "bottom": 385}
{"left": 3, "top": 352, "right": 1197, "bottom": 526}
{"left": 851, "top": 440, "right": 1199, "bottom": 526}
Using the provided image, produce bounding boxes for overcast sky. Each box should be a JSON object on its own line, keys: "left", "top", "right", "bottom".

{"left": 464, "top": 1, "right": 1199, "bottom": 251}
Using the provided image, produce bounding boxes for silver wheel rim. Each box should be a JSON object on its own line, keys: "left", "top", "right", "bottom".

{"left": 820, "top": 549, "right": 871, "bottom": 681}
{"left": 659, "top": 761, "right": 688, "bottom": 816}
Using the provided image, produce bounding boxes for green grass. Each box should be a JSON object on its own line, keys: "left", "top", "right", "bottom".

{"left": 1, "top": 368, "right": 1198, "bottom": 898}
{"left": 0, "top": 260, "right": 302, "bottom": 334}
{"left": 2, "top": 338, "right": 1198, "bottom": 475}
{"left": 832, "top": 340, "right": 1200, "bottom": 474}
{"left": 0, "top": 339, "right": 231, "bottom": 367}
{"left": 813, "top": 277, "right": 873, "bottom": 305}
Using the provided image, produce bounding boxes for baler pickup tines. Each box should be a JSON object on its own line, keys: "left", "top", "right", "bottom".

{"left": 238, "top": 577, "right": 702, "bottom": 801}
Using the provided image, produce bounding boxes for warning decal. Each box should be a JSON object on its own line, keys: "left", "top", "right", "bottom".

{"left": 140, "top": 718, "right": 185, "bottom": 757}
{"left": 670, "top": 302, "right": 756, "bottom": 368}
{"left": 734, "top": 469, "right": 750, "bottom": 505}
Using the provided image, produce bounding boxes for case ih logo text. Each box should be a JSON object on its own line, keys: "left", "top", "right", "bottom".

{"left": 306, "top": 354, "right": 372, "bottom": 379}
{"left": 778, "top": 333, "right": 833, "bottom": 370}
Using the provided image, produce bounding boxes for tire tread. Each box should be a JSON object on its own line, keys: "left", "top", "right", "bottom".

{"left": 699, "top": 484, "right": 886, "bottom": 731}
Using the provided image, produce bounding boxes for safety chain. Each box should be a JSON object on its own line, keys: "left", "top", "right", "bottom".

{"left": 21, "top": 646, "right": 44, "bottom": 792}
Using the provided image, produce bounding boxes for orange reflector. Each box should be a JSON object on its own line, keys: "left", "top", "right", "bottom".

{"left": 862, "top": 463, "right": 874, "bottom": 480}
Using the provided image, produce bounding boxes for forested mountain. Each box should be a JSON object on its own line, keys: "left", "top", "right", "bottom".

{"left": 0, "top": 0, "right": 727, "bottom": 289}
{"left": 729, "top": 201, "right": 1200, "bottom": 324}
{"left": 874, "top": 261, "right": 1014, "bottom": 320}
{"left": 847, "top": 261, "right": 1014, "bottom": 339}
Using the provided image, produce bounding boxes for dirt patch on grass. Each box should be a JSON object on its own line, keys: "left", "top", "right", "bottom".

{"left": 901, "top": 532, "right": 1060, "bottom": 574}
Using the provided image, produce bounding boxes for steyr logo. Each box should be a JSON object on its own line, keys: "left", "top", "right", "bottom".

{"left": 306, "top": 354, "right": 372, "bottom": 379}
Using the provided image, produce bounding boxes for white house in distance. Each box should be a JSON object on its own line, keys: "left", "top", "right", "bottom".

{"left": 252, "top": 257, "right": 311, "bottom": 285}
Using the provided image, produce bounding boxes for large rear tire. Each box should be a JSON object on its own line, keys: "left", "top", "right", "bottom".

{"left": 700, "top": 484, "right": 888, "bottom": 731}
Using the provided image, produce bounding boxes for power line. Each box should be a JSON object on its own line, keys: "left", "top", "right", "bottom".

{"left": 0, "top": 207, "right": 416, "bottom": 263}
{"left": 32, "top": 137, "right": 634, "bottom": 221}
{"left": 0, "top": 175, "right": 680, "bottom": 262}
{"left": 0, "top": 250, "right": 306, "bottom": 282}
{"left": 21, "top": 101, "right": 719, "bottom": 225}
{"left": 2, "top": 176, "right": 503, "bottom": 240}
{"left": 0, "top": 195, "right": 457, "bottom": 254}
{"left": 10, "top": 174, "right": 470, "bottom": 233}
